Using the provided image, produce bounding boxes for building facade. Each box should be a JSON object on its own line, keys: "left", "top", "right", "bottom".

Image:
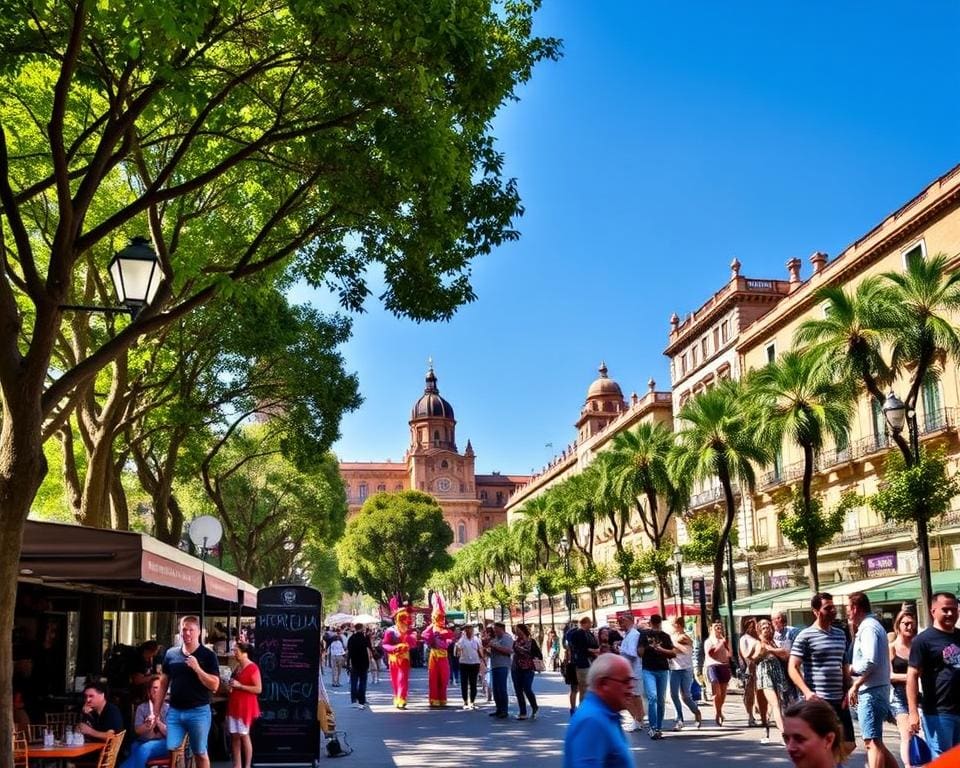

{"left": 505, "top": 364, "right": 674, "bottom": 612}
{"left": 339, "top": 366, "right": 529, "bottom": 548}
{"left": 663, "top": 162, "right": 960, "bottom": 604}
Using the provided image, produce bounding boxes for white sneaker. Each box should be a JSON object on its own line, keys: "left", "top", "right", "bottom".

{"left": 462, "top": 704, "right": 470, "bottom": 711}
{"left": 674, "top": 721, "right": 684, "bottom": 731}
{"left": 648, "top": 727, "right": 657, "bottom": 739}
{"left": 357, "top": 704, "right": 365, "bottom": 710}
{"left": 622, "top": 720, "right": 638, "bottom": 732}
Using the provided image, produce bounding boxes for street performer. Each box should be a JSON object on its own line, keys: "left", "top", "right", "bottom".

{"left": 381, "top": 596, "right": 418, "bottom": 709}
{"left": 421, "top": 593, "right": 454, "bottom": 707}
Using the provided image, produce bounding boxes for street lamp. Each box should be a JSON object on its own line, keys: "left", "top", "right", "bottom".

{"left": 673, "top": 545, "right": 684, "bottom": 617}
{"left": 883, "top": 389, "right": 931, "bottom": 624}
{"left": 61, "top": 236, "right": 163, "bottom": 317}
{"left": 558, "top": 535, "right": 572, "bottom": 623}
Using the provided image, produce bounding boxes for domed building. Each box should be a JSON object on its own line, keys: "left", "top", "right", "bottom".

{"left": 339, "top": 365, "right": 530, "bottom": 548}
{"left": 576, "top": 362, "right": 628, "bottom": 443}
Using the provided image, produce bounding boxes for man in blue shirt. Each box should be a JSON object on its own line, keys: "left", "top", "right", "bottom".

{"left": 847, "top": 591, "right": 897, "bottom": 768}
{"left": 564, "top": 653, "right": 634, "bottom": 768}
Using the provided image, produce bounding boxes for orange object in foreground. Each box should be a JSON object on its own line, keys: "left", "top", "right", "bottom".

{"left": 930, "top": 745, "right": 960, "bottom": 768}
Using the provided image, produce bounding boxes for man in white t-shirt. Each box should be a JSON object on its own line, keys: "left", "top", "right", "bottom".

{"left": 617, "top": 614, "right": 645, "bottom": 731}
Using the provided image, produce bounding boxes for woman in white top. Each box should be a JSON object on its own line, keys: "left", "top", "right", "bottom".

{"left": 454, "top": 625, "right": 484, "bottom": 709}
{"left": 668, "top": 616, "right": 702, "bottom": 730}
{"left": 738, "top": 617, "right": 765, "bottom": 727}
{"left": 703, "top": 621, "right": 732, "bottom": 725}
{"left": 328, "top": 634, "right": 346, "bottom": 687}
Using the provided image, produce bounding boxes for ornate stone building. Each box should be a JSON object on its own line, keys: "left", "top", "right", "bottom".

{"left": 339, "top": 366, "right": 529, "bottom": 548}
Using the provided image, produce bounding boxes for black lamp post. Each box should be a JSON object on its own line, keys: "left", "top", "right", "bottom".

{"left": 61, "top": 236, "right": 162, "bottom": 317}
{"left": 673, "top": 545, "right": 684, "bottom": 617}
{"left": 558, "top": 535, "right": 573, "bottom": 624}
{"left": 725, "top": 535, "right": 738, "bottom": 675}
{"left": 883, "top": 390, "right": 931, "bottom": 624}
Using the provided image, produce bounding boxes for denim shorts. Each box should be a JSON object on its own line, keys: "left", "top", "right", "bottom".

{"left": 857, "top": 686, "right": 892, "bottom": 741}
{"left": 890, "top": 685, "right": 909, "bottom": 717}
{"left": 167, "top": 704, "right": 212, "bottom": 756}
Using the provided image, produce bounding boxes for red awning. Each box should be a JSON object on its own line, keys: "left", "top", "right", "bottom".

{"left": 203, "top": 572, "right": 238, "bottom": 602}
{"left": 20, "top": 520, "right": 255, "bottom": 611}
{"left": 608, "top": 600, "right": 701, "bottom": 621}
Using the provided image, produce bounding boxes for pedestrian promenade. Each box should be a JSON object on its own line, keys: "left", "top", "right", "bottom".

{"left": 291, "top": 666, "right": 902, "bottom": 766}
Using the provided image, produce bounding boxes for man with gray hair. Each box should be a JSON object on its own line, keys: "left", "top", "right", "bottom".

{"left": 564, "top": 654, "right": 634, "bottom": 768}
{"left": 773, "top": 610, "right": 799, "bottom": 703}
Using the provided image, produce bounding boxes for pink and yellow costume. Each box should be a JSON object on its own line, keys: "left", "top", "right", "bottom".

{"left": 420, "top": 593, "right": 454, "bottom": 707}
{"left": 381, "top": 597, "right": 418, "bottom": 709}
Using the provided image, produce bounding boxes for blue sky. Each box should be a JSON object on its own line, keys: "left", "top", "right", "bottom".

{"left": 293, "top": 2, "right": 960, "bottom": 476}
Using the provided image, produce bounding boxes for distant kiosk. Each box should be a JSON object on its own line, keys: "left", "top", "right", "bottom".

{"left": 253, "top": 585, "right": 323, "bottom": 768}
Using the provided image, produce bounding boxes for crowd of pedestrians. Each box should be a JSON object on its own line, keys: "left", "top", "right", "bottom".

{"left": 561, "top": 590, "right": 959, "bottom": 768}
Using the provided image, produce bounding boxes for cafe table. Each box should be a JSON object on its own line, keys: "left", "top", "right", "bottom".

{"left": 17, "top": 741, "right": 104, "bottom": 765}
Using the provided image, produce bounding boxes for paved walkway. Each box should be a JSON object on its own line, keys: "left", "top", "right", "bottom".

{"left": 300, "top": 665, "right": 901, "bottom": 766}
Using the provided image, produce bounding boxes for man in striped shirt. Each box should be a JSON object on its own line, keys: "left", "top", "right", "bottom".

{"left": 788, "top": 592, "right": 856, "bottom": 761}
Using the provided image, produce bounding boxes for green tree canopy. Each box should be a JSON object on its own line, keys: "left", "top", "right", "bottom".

{"left": 336, "top": 490, "right": 454, "bottom": 605}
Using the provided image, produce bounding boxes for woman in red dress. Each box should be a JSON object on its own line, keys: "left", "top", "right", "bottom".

{"left": 227, "top": 642, "right": 262, "bottom": 768}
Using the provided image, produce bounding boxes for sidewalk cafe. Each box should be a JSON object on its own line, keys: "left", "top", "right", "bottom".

{"left": 15, "top": 519, "right": 258, "bottom": 742}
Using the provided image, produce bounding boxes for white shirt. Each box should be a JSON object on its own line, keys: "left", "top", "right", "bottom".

{"left": 455, "top": 635, "right": 482, "bottom": 664}
{"left": 329, "top": 639, "right": 345, "bottom": 657}
{"left": 669, "top": 631, "right": 694, "bottom": 671}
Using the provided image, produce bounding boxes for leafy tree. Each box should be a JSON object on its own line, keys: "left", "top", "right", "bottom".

{"left": 748, "top": 350, "right": 855, "bottom": 592}
{"left": 549, "top": 467, "right": 604, "bottom": 617}
{"left": 680, "top": 509, "right": 738, "bottom": 568}
{"left": 669, "top": 379, "right": 767, "bottom": 619}
{"left": 336, "top": 490, "right": 453, "bottom": 606}
{"left": 205, "top": 438, "right": 347, "bottom": 585}
{"left": 776, "top": 488, "right": 858, "bottom": 588}
{"left": 869, "top": 448, "right": 960, "bottom": 527}
{"left": 0, "top": 0, "right": 558, "bottom": 747}
{"left": 634, "top": 542, "right": 673, "bottom": 612}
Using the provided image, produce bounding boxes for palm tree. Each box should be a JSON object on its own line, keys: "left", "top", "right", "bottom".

{"left": 794, "top": 276, "right": 894, "bottom": 405}
{"left": 514, "top": 494, "right": 554, "bottom": 571}
{"left": 668, "top": 380, "right": 770, "bottom": 619}
{"left": 747, "top": 350, "right": 855, "bottom": 591}
{"left": 551, "top": 467, "right": 603, "bottom": 623}
{"left": 883, "top": 251, "right": 960, "bottom": 430}
{"left": 599, "top": 421, "right": 686, "bottom": 613}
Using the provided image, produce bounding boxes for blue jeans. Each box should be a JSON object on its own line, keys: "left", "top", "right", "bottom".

{"left": 492, "top": 666, "right": 510, "bottom": 715}
{"left": 120, "top": 739, "right": 169, "bottom": 768}
{"left": 922, "top": 712, "right": 960, "bottom": 758}
{"left": 511, "top": 667, "right": 538, "bottom": 716}
{"left": 350, "top": 666, "right": 368, "bottom": 704}
{"left": 166, "top": 705, "right": 212, "bottom": 756}
{"left": 642, "top": 668, "right": 669, "bottom": 731}
{"left": 669, "top": 668, "right": 700, "bottom": 723}
{"left": 450, "top": 654, "right": 460, "bottom": 683}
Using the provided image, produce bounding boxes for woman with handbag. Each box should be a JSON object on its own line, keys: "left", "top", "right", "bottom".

{"left": 511, "top": 624, "right": 539, "bottom": 720}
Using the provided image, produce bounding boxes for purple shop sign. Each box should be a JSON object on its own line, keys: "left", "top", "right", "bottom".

{"left": 769, "top": 574, "right": 791, "bottom": 589}
{"left": 864, "top": 552, "right": 897, "bottom": 574}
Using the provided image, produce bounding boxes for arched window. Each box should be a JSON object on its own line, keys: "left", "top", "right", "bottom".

{"left": 457, "top": 522, "right": 466, "bottom": 544}
{"left": 358, "top": 483, "right": 368, "bottom": 501}
{"left": 434, "top": 430, "right": 440, "bottom": 441}
{"left": 376, "top": 484, "right": 386, "bottom": 492}
{"left": 395, "top": 483, "right": 403, "bottom": 491}
{"left": 441, "top": 459, "right": 449, "bottom": 469}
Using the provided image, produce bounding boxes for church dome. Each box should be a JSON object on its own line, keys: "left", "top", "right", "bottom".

{"left": 586, "top": 362, "right": 624, "bottom": 400}
{"left": 411, "top": 367, "right": 455, "bottom": 420}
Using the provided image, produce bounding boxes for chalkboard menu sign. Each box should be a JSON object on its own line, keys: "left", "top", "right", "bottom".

{"left": 253, "top": 585, "right": 322, "bottom": 767}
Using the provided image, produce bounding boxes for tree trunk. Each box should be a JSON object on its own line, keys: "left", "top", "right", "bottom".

{"left": 0, "top": 390, "right": 49, "bottom": 768}
{"left": 711, "top": 467, "right": 737, "bottom": 621}
{"left": 657, "top": 572, "right": 668, "bottom": 617}
{"left": 801, "top": 442, "right": 820, "bottom": 592}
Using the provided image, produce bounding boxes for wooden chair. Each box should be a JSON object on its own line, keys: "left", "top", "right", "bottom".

{"left": 146, "top": 734, "right": 188, "bottom": 768}
{"left": 15, "top": 724, "right": 46, "bottom": 745}
{"left": 44, "top": 712, "right": 80, "bottom": 740}
{"left": 95, "top": 730, "right": 125, "bottom": 768}
{"left": 13, "top": 732, "right": 29, "bottom": 768}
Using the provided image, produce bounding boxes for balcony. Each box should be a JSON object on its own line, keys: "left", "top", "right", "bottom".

{"left": 688, "top": 484, "right": 741, "bottom": 510}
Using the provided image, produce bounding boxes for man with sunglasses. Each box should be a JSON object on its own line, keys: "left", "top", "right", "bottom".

{"left": 563, "top": 654, "right": 634, "bottom": 768}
